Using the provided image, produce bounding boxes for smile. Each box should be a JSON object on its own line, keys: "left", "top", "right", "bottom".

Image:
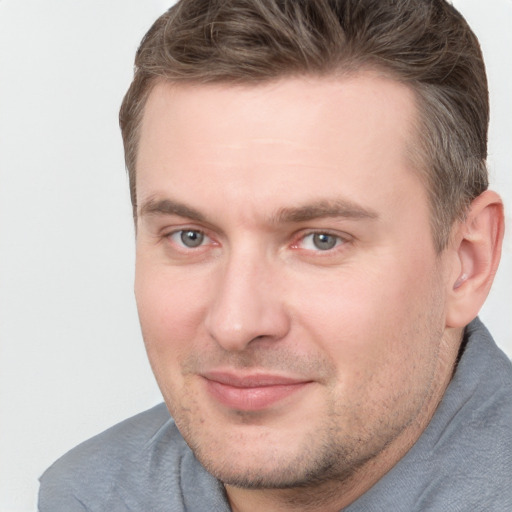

{"left": 202, "top": 372, "right": 312, "bottom": 411}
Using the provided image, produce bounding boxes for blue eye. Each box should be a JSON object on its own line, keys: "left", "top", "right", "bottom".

{"left": 170, "top": 229, "right": 207, "bottom": 248}
{"left": 301, "top": 232, "right": 342, "bottom": 251}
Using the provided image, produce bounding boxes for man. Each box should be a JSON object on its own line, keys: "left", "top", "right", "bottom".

{"left": 39, "top": 0, "right": 511, "bottom": 510}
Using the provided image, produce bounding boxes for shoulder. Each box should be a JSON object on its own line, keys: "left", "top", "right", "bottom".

{"left": 38, "top": 403, "right": 206, "bottom": 511}
{"left": 40, "top": 402, "right": 176, "bottom": 477}
{"left": 437, "top": 320, "right": 512, "bottom": 505}
{"left": 410, "top": 319, "right": 512, "bottom": 510}
{"left": 346, "top": 319, "right": 512, "bottom": 512}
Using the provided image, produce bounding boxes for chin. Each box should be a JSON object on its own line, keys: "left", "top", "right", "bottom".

{"left": 189, "top": 430, "right": 362, "bottom": 490}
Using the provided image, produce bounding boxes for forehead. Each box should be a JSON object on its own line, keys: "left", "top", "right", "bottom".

{"left": 136, "top": 74, "right": 424, "bottom": 223}
{"left": 139, "top": 73, "right": 418, "bottom": 153}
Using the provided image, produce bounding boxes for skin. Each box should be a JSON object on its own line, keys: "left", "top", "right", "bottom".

{"left": 133, "top": 74, "right": 501, "bottom": 511}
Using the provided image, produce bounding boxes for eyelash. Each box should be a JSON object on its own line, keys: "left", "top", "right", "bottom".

{"left": 166, "top": 229, "right": 213, "bottom": 250}
{"left": 163, "top": 228, "right": 350, "bottom": 255}
{"left": 291, "top": 230, "right": 349, "bottom": 253}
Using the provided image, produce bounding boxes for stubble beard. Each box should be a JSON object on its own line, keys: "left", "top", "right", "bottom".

{"left": 160, "top": 280, "right": 450, "bottom": 497}
{"left": 196, "top": 426, "right": 362, "bottom": 490}
{"left": 166, "top": 350, "right": 376, "bottom": 491}
{"left": 170, "top": 384, "right": 410, "bottom": 494}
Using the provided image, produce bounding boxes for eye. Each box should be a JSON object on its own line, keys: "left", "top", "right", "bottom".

{"left": 169, "top": 229, "right": 210, "bottom": 249}
{"left": 299, "top": 232, "right": 343, "bottom": 251}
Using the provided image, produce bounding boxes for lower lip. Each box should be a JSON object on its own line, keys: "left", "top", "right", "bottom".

{"left": 205, "top": 380, "right": 309, "bottom": 411}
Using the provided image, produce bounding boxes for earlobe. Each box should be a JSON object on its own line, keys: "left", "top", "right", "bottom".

{"left": 446, "top": 190, "right": 504, "bottom": 328}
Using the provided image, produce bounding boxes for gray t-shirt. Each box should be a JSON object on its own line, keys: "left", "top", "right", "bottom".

{"left": 39, "top": 318, "right": 512, "bottom": 511}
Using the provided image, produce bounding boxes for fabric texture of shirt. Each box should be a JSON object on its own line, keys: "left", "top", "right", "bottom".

{"left": 39, "top": 318, "right": 512, "bottom": 511}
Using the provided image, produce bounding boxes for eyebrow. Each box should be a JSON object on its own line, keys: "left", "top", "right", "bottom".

{"left": 139, "top": 198, "right": 207, "bottom": 223}
{"left": 273, "top": 199, "right": 378, "bottom": 223}
{"left": 138, "top": 197, "right": 378, "bottom": 224}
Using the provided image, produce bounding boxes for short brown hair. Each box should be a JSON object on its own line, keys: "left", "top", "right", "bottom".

{"left": 119, "top": 0, "right": 489, "bottom": 251}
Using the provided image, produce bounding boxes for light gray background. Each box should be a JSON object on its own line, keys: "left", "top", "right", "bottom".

{"left": 0, "top": 1, "right": 510, "bottom": 510}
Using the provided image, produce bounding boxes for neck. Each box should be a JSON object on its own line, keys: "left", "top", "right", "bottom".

{"left": 225, "top": 433, "right": 416, "bottom": 512}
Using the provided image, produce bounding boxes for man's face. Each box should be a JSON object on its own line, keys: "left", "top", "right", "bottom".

{"left": 134, "top": 75, "right": 455, "bottom": 488}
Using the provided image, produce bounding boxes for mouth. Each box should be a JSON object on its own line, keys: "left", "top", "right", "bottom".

{"left": 201, "top": 371, "right": 313, "bottom": 411}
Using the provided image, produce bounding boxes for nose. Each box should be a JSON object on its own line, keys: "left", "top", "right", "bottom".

{"left": 204, "top": 248, "right": 290, "bottom": 352}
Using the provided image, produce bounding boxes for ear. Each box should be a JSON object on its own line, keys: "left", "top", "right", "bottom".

{"left": 445, "top": 190, "right": 504, "bottom": 328}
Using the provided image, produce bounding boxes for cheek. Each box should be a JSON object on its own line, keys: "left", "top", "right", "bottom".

{"left": 291, "top": 263, "right": 446, "bottom": 438}
{"left": 134, "top": 260, "right": 210, "bottom": 370}
{"left": 290, "top": 255, "right": 444, "bottom": 380}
